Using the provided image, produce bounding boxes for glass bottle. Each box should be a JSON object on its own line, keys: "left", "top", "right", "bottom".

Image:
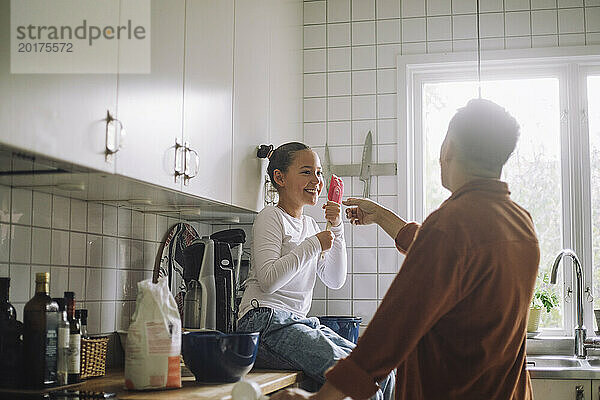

{"left": 23, "top": 272, "right": 59, "bottom": 387}
{"left": 64, "top": 292, "right": 81, "bottom": 384}
{"left": 0, "top": 277, "right": 22, "bottom": 388}
{"left": 53, "top": 298, "right": 70, "bottom": 386}
{"left": 75, "top": 309, "right": 88, "bottom": 339}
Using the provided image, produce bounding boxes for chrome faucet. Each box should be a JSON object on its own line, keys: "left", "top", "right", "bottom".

{"left": 550, "top": 249, "right": 600, "bottom": 358}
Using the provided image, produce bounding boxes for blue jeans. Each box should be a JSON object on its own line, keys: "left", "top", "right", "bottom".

{"left": 237, "top": 307, "right": 394, "bottom": 400}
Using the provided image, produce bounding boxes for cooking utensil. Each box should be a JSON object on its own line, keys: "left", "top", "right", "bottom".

{"left": 359, "top": 131, "right": 373, "bottom": 198}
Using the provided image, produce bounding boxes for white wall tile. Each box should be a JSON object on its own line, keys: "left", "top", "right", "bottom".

{"left": 304, "top": 73, "right": 327, "bottom": 97}
{"left": 377, "top": 69, "right": 396, "bottom": 94}
{"left": 427, "top": 0, "right": 451, "bottom": 15}
{"left": 102, "top": 205, "right": 117, "bottom": 236}
{"left": 532, "top": 34, "right": 559, "bottom": 47}
{"left": 131, "top": 211, "right": 144, "bottom": 240}
{"left": 327, "top": 299, "right": 352, "bottom": 315}
{"left": 329, "top": 0, "right": 351, "bottom": 22}
{"left": 0, "top": 264, "right": 7, "bottom": 277}
{"left": 532, "top": 0, "right": 557, "bottom": 8}
{"left": 50, "top": 266, "right": 69, "bottom": 298}
{"left": 69, "top": 232, "right": 86, "bottom": 266}
{"left": 377, "top": 247, "right": 399, "bottom": 272}
{"left": 558, "top": 8, "right": 585, "bottom": 33}
{"left": 327, "top": 274, "right": 352, "bottom": 298}
{"left": 328, "top": 72, "right": 352, "bottom": 96}
{"left": 352, "top": 21, "right": 376, "bottom": 45}
{"left": 378, "top": 274, "right": 395, "bottom": 298}
{"left": 31, "top": 227, "right": 51, "bottom": 264}
{"left": 304, "top": 98, "right": 327, "bottom": 122}
{"left": 353, "top": 247, "right": 377, "bottom": 271}
{"left": 377, "top": 19, "right": 401, "bottom": 43}
{"left": 103, "top": 237, "right": 117, "bottom": 268}
{"left": 352, "top": 0, "right": 375, "bottom": 20}
{"left": 453, "top": 14, "right": 478, "bottom": 39}
{"left": 304, "top": 25, "right": 327, "bottom": 48}
{"left": 558, "top": 0, "right": 583, "bottom": 5}
{"left": 115, "top": 301, "right": 131, "bottom": 331}
{"left": 308, "top": 299, "right": 326, "bottom": 316}
{"left": 51, "top": 229, "right": 69, "bottom": 265}
{"left": 304, "top": 122, "right": 328, "bottom": 146}
{"left": 402, "top": 17, "right": 426, "bottom": 42}
{"left": 10, "top": 225, "right": 31, "bottom": 263}
{"left": 86, "top": 268, "right": 102, "bottom": 301}
{"left": 143, "top": 241, "right": 157, "bottom": 271}
{"left": 481, "top": 37, "right": 505, "bottom": 49}
{"left": 377, "top": 176, "right": 397, "bottom": 196}
{"left": 328, "top": 122, "right": 353, "bottom": 145}
{"left": 86, "top": 302, "right": 101, "bottom": 334}
{"left": 52, "top": 196, "right": 70, "bottom": 230}
{"left": 377, "top": 119, "right": 397, "bottom": 144}
{"left": 479, "top": 0, "right": 504, "bottom": 12}
{"left": 12, "top": 189, "right": 32, "bottom": 226}
{"left": 587, "top": 33, "right": 600, "bottom": 45}
{"left": 402, "top": 42, "right": 427, "bottom": 54}
{"left": 353, "top": 274, "right": 377, "bottom": 299}
{"left": 87, "top": 235, "right": 103, "bottom": 267}
{"left": 143, "top": 214, "right": 157, "bottom": 242}
{"left": 118, "top": 208, "right": 132, "bottom": 238}
{"left": 304, "top": 1, "right": 327, "bottom": 24}
{"left": 352, "top": 95, "right": 376, "bottom": 119}
{"left": 131, "top": 240, "right": 144, "bottom": 269}
{"left": 118, "top": 238, "right": 131, "bottom": 269}
{"left": 101, "top": 302, "right": 116, "bottom": 333}
{"left": 352, "top": 46, "right": 376, "bottom": 69}
{"left": 313, "top": 278, "right": 327, "bottom": 299}
{"left": 452, "top": 0, "right": 477, "bottom": 14}
{"left": 506, "top": 0, "right": 531, "bottom": 10}
{"left": 102, "top": 269, "right": 117, "bottom": 300}
{"left": 87, "top": 203, "right": 102, "bottom": 234}
{"left": 68, "top": 267, "right": 86, "bottom": 300}
{"left": 506, "top": 11, "right": 531, "bottom": 36}
{"left": 587, "top": 7, "right": 600, "bottom": 31}
{"left": 304, "top": 49, "right": 327, "bottom": 73}
{"left": 328, "top": 47, "right": 352, "bottom": 71}
{"left": 10, "top": 264, "right": 30, "bottom": 302}
{"left": 378, "top": 195, "right": 398, "bottom": 214}
{"left": 353, "top": 224, "right": 378, "bottom": 247}
{"left": 427, "top": 40, "right": 453, "bottom": 53}
{"left": 378, "top": 144, "right": 396, "bottom": 162}
{"left": 353, "top": 300, "right": 377, "bottom": 324}
{"left": 328, "top": 96, "right": 352, "bottom": 120}
{"left": 506, "top": 36, "right": 532, "bottom": 48}
{"left": 376, "top": 0, "right": 400, "bottom": 18}
{"left": 377, "top": 94, "right": 396, "bottom": 118}
{"left": 479, "top": 13, "right": 505, "bottom": 37}
{"left": 376, "top": 44, "right": 401, "bottom": 67}
{"left": 0, "top": 186, "right": 10, "bottom": 223}
{"left": 532, "top": 10, "right": 558, "bottom": 34}
{"left": 32, "top": 191, "right": 51, "bottom": 228}
{"left": 558, "top": 32, "right": 585, "bottom": 45}
{"left": 401, "top": 0, "right": 425, "bottom": 17}
{"left": 70, "top": 199, "right": 87, "bottom": 232}
{"left": 328, "top": 23, "right": 352, "bottom": 46}
{"left": 452, "top": 38, "right": 478, "bottom": 51}
{"left": 352, "top": 120, "right": 377, "bottom": 145}
{"left": 352, "top": 70, "right": 377, "bottom": 94}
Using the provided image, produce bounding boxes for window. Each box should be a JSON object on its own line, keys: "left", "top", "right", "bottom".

{"left": 399, "top": 47, "right": 600, "bottom": 336}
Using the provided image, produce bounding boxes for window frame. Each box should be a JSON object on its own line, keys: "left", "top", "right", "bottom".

{"left": 397, "top": 46, "right": 600, "bottom": 337}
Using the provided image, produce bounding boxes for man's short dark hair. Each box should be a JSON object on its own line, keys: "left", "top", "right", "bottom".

{"left": 447, "top": 98, "right": 520, "bottom": 174}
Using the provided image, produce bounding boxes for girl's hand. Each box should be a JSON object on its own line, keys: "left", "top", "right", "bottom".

{"left": 316, "top": 230, "right": 334, "bottom": 251}
{"left": 322, "top": 201, "right": 342, "bottom": 227}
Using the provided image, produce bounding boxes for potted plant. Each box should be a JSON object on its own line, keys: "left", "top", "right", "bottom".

{"left": 528, "top": 272, "right": 559, "bottom": 333}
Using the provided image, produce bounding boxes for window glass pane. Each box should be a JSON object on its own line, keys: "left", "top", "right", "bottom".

{"left": 423, "top": 78, "right": 563, "bottom": 330}
{"left": 588, "top": 76, "right": 600, "bottom": 327}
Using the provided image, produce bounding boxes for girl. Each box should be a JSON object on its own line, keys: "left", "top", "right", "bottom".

{"left": 237, "top": 142, "right": 393, "bottom": 399}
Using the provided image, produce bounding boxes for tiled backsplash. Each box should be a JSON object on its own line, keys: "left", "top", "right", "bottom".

{"left": 303, "top": 0, "right": 599, "bottom": 329}
{"left": 0, "top": 183, "right": 255, "bottom": 335}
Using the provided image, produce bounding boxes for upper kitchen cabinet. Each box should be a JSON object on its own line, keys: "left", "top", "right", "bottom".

{"left": 114, "top": 0, "right": 185, "bottom": 192}
{"left": 182, "top": 0, "right": 234, "bottom": 204}
{"left": 0, "top": 0, "right": 119, "bottom": 174}
{"left": 231, "top": 0, "right": 303, "bottom": 212}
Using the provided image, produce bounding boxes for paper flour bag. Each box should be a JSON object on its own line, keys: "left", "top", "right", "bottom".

{"left": 125, "top": 277, "right": 182, "bottom": 390}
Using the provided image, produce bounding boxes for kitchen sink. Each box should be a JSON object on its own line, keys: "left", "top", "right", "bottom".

{"left": 526, "top": 356, "right": 582, "bottom": 368}
{"left": 585, "top": 358, "right": 600, "bottom": 367}
{"left": 527, "top": 356, "right": 600, "bottom": 379}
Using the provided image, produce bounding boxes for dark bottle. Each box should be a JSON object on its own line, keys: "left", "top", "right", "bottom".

{"left": 23, "top": 272, "right": 59, "bottom": 388}
{"left": 75, "top": 309, "right": 88, "bottom": 339}
{"left": 64, "top": 292, "right": 81, "bottom": 384}
{"left": 0, "top": 277, "right": 23, "bottom": 388}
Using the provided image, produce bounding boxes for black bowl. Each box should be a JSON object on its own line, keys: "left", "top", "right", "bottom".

{"left": 181, "top": 331, "right": 260, "bottom": 383}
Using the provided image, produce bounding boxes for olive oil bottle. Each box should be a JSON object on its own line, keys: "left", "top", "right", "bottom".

{"left": 23, "top": 272, "right": 59, "bottom": 387}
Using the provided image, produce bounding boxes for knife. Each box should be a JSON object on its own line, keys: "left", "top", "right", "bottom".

{"left": 323, "top": 144, "right": 332, "bottom": 194}
{"left": 359, "top": 131, "right": 373, "bottom": 198}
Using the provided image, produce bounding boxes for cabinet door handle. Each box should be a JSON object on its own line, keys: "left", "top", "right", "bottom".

{"left": 183, "top": 145, "right": 200, "bottom": 185}
{"left": 576, "top": 385, "right": 585, "bottom": 400}
{"left": 174, "top": 138, "right": 185, "bottom": 183}
{"left": 105, "top": 110, "right": 125, "bottom": 161}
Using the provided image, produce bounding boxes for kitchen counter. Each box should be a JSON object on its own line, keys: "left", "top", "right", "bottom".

{"left": 79, "top": 369, "right": 304, "bottom": 399}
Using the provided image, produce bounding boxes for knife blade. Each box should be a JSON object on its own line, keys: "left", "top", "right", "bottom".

{"left": 323, "top": 144, "right": 332, "bottom": 194}
{"left": 359, "top": 131, "right": 373, "bottom": 198}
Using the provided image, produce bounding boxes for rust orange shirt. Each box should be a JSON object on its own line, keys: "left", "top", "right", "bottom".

{"left": 326, "top": 179, "right": 539, "bottom": 400}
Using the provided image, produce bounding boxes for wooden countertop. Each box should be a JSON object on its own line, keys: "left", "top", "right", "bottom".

{"left": 79, "top": 369, "right": 303, "bottom": 399}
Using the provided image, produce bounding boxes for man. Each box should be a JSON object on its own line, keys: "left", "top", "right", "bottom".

{"left": 272, "top": 98, "right": 539, "bottom": 400}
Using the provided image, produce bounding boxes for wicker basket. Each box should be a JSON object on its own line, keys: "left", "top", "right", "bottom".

{"left": 80, "top": 336, "right": 109, "bottom": 379}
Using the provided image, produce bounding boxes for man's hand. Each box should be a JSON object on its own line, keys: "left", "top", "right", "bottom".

{"left": 270, "top": 387, "right": 315, "bottom": 400}
{"left": 323, "top": 200, "right": 342, "bottom": 227}
{"left": 342, "top": 197, "right": 381, "bottom": 226}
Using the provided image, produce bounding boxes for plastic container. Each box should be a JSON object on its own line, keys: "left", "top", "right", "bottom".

{"left": 318, "top": 316, "right": 362, "bottom": 344}
{"left": 182, "top": 331, "right": 259, "bottom": 383}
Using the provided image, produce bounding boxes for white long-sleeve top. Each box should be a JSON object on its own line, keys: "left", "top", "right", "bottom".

{"left": 239, "top": 205, "right": 347, "bottom": 319}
